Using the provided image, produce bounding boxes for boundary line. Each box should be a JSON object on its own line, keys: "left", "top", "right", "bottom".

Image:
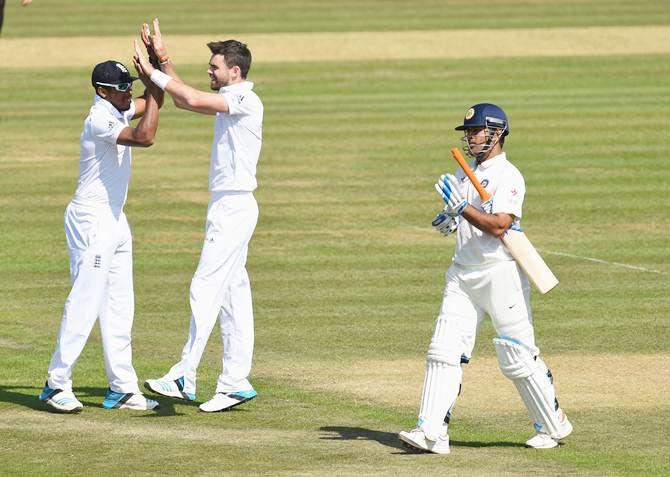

{"left": 539, "top": 249, "right": 669, "bottom": 276}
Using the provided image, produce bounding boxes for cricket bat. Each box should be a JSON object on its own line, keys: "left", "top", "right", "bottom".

{"left": 450, "top": 148, "right": 559, "bottom": 294}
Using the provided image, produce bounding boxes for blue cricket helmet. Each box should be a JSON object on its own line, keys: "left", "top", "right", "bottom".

{"left": 455, "top": 103, "right": 510, "bottom": 137}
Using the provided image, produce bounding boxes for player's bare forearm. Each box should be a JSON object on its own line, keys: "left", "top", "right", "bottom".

{"left": 133, "top": 94, "right": 160, "bottom": 146}
{"left": 165, "top": 80, "right": 225, "bottom": 115}
{"left": 462, "top": 206, "right": 513, "bottom": 238}
{"left": 146, "top": 86, "right": 165, "bottom": 109}
{"left": 118, "top": 94, "right": 160, "bottom": 147}
{"left": 160, "top": 61, "right": 183, "bottom": 83}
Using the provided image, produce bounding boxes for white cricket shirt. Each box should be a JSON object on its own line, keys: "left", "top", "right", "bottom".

{"left": 210, "top": 81, "right": 263, "bottom": 192}
{"left": 72, "top": 95, "right": 135, "bottom": 211}
{"left": 452, "top": 152, "right": 526, "bottom": 267}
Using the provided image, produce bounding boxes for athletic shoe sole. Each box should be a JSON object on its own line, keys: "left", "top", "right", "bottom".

{"left": 199, "top": 393, "right": 257, "bottom": 413}
{"left": 143, "top": 380, "right": 194, "bottom": 401}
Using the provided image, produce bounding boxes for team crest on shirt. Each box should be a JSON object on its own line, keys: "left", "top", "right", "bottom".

{"left": 108, "top": 121, "right": 115, "bottom": 131}
{"left": 510, "top": 188, "right": 518, "bottom": 196}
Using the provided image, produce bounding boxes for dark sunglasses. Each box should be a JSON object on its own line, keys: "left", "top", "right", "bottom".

{"left": 96, "top": 82, "right": 132, "bottom": 92}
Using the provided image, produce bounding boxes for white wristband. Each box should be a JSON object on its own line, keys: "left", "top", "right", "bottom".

{"left": 150, "top": 69, "right": 172, "bottom": 90}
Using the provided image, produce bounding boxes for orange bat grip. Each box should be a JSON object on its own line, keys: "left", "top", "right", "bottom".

{"left": 450, "top": 147, "right": 491, "bottom": 201}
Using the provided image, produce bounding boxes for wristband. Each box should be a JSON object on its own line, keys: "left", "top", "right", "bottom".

{"left": 150, "top": 69, "right": 172, "bottom": 90}
{"left": 159, "top": 57, "right": 171, "bottom": 65}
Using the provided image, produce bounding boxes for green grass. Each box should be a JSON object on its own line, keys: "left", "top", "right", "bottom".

{"left": 3, "top": 0, "right": 670, "bottom": 37}
{"left": 2, "top": 2, "right": 670, "bottom": 475}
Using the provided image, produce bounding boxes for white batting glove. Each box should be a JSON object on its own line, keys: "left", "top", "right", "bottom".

{"left": 435, "top": 174, "right": 467, "bottom": 215}
{"left": 432, "top": 209, "right": 460, "bottom": 236}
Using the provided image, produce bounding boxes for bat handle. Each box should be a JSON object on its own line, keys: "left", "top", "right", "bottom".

{"left": 450, "top": 147, "right": 491, "bottom": 201}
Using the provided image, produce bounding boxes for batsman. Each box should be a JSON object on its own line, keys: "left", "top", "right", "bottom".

{"left": 399, "top": 103, "right": 572, "bottom": 453}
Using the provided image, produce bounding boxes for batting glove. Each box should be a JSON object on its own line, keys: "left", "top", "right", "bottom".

{"left": 432, "top": 209, "right": 460, "bottom": 236}
{"left": 435, "top": 174, "right": 467, "bottom": 215}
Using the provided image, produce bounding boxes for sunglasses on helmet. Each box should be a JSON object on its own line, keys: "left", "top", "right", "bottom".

{"left": 96, "top": 82, "right": 132, "bottom": 92}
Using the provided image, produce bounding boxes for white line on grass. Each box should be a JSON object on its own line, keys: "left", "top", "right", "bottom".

{"left": 539, "top": 249, "right": 670, "bottom": 276}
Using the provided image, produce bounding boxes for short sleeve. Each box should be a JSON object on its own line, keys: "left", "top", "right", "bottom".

{"left": 492, "top": 169, "right": 525, "bottom": 218}
{"left": 223, "top": 91, "right": 261, "bottom": 116}
{"left": 90, "top": 108, "right": 126, "bottom": 145}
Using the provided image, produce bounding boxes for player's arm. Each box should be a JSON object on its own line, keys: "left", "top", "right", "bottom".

{"left": 461, "top": 207, "right": 514, "bottom": 238}
{"left": 435, "top": 173, "right": 513, "bottom": 238}
{"left": 131, "top": 87, "right": 165, "bottom": 119}
{"left": 138, "top": 18, "right": 228, "bottom": 115}
{"left": 116, "top": 45, "right": 162, "bottom": 148}
{"left": 165, "top": 81, "right": 229, "bottom": 115}
{"left": 116, "top": 96, "right": 159, "bottom": 147}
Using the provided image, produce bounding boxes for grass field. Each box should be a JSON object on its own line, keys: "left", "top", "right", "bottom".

{"left": 1, "top": 1, "right": 670, "bottom": 476}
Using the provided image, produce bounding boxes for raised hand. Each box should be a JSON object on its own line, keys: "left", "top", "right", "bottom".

{"left": 133, "top": 39, "right": 154, "bottom": 77}
{"left": 141, "top": 23, "right": 161, "bottom": 69}
{"left": 146, "top": 18, "right": 169, "bottom": 62}
{"left": 435, "top": 174, "right": 468, "bottom": 216}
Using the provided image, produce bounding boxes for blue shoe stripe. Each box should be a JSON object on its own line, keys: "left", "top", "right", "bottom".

{"left": 230, "top": 389, "right": 257, "bottom": 400}
{"left": 102, "top": 390, "right": 133, "bottom": 409}
{"left": 39, "top": 383, "right": 63, "bottom": 401}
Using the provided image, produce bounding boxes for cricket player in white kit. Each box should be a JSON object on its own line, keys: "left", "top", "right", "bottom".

{"left": 399, "top": 104, "right": 572, "bottom": 453}
{"left": 135, "top": 19, "right": 263, "bottom": 412}
{"left": 39, "top": 55, "right": 164, "bottom": 413}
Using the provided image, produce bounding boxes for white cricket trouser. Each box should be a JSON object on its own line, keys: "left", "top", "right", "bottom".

{"left": 164, "top": 191, "right": 258, "bottom": 395}
{"left": 46, "top": 202, "right": 140, "bottom": 394}
{"left": 439, "top": 260, "right": 536, "bottom": 359}
{"left": 418, "top": 260, "right": 537, "bottom": 431}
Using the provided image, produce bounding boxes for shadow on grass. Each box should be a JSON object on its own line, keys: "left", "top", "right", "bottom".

{"left": 320, "top": 426, "right": 405, "bottom": 450}
{"left": 319, "top": 426, "right": 524, "bottom": 453}
{"left": 0, "top": 384, "right": 188, "bottom": 416}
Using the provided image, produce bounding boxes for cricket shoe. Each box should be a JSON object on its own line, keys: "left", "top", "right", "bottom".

{"left": 199, "top": 389, "right": 257, "bottom": 413}
{"left": 102, "top": 390, "right": 160, "bottom": 410}
{"left": 144, "top": 376, "right": 195, "bottom": 401}
{"left": 398, "top": 428, "right": 450, "bottom": 454}
{"left": 525, "top": 409, "right": 573, "bottom": 449}
{"left": 39, "top": 383, "right": 83, "bottom": 413}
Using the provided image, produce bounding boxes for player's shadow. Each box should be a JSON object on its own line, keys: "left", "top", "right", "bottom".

{"left": 0, "top": 384, "right": 183, "bottom": 416}
{"left": 319, "top": 426, "right": 524, "bottom": 452}
{"left": 320, "top": 426, "right": 404, "bottom": 450}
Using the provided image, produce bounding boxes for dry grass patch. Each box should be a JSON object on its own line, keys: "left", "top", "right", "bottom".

{"left": 2, "top": 26, "right": 669, "bottom": 68}
{"left": 257, "top": 353, "right": 670, "bottom": 412}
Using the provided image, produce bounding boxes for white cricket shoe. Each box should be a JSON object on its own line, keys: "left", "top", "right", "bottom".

{"left": 102, "top": 390, "right": 160, "bottom": 410}
{"left": 39, "top": 384, "right": 83, "bottom": 413}
{"left": 526, "top": 409, "right": 573, "bottom": 449}
{"left": 144, "top": 377, "right": 195, "bottom": 401}
{"left": 199, "top": 389, "right": 257, "bottom": 413}
{"left": 398, "top": 428, "right": 450, "bottom": 454}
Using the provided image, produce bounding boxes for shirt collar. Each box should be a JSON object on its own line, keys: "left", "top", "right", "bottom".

{"left": 219, "top": 80, "right": 254, "bottom": 94}
{"left": 93, "top": 94, "right": 127, "bottom": 120}
{"left": 477, "top": 152, "right": 506, "bottom": 170}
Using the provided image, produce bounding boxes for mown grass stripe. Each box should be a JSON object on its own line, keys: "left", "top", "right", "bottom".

{"left": 2, "top": 26, "right": 670, "bottom": 68}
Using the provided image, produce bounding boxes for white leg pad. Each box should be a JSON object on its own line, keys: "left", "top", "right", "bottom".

{"left": 417, "top": 342, "right": 462, "bottom": 440}
{"left": 493, "top": 338, "right": 562, "bottom": 438}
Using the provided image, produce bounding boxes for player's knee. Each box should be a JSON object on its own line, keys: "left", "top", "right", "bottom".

{"left": 493, "top": 337, "right": 536, "bottom": 380}
{"left": 427, "top": 341, "right": 463, "bottom": 367}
